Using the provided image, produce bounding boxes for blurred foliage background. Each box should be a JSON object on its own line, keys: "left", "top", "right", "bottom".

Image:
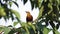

{"left": 0, "top": 0, "right": 60, "bottom": 34}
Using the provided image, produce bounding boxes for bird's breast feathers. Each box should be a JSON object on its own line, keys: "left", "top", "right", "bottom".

{"left": 26, "top": 15, "right": 33, "bottom": 21}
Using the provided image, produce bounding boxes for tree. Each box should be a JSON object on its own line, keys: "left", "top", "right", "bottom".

{"left": 0, "top": 0, "right": 20, "bottom": 34}
{"left": 0, "top": 0, "right": 60, "bottom": 34}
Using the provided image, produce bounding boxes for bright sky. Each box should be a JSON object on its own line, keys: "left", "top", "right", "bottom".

{"left": 0, "top": 0, "right": 39, "bottom": 27}
{"left": 0, "top": 0, "right": 60, "bottom": 34}
{"left": 11, "top": 0, "right": 39, "bottom": 22}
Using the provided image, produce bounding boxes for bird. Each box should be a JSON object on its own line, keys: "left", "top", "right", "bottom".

{"left": 26, "top": 11, "right": 33, "bottom": 23}
{"left": 26, "top": 11, "right": 37, "bottom": 34}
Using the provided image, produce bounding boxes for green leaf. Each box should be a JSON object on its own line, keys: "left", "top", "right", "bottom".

{"left": 0, "top": 7, "right": 6, "bottom": 17}
{"left": 48, "top": 3, "right": 52, "bottom": 14}
{"left": 12, "top": 1, "right": 19, "bottom": 7}
{"left": 43, "top": 27, "right": 50, "bottom": 34}
{"left": 10, "top": 12, "right": 14, "bottom": 21}
{"left": 53, "top": 29, "right": 60, "bottom": 34}
{"left": 21, "top": 23, "right": 29, "bottom": 34}
{"left": 38, "top": 6, "right": 44, "bottom": 19}
{"left": 44, "top": 0, "right": 47, "bottom": 2}
{"left": 30, "top": 0, "right": 34, "bottom": 10}
{"left": 3, "top": 27, "right": 11, "bottom": 34}
{"left": 21, "top": 22, "right": 26, "bottom": 27}
{"left": 0, "top": 27, "right": 3, "bottom": 32}
{"left": 8, "top": 28, "right": 16, "bottom": 34}
{"left": 8, "top": 25, "right": 13, "bottom": 27}
{"left": 9, "top": 2, "right": 12, "bottom": 7}
{"left": 55, "top": 30, "right": 60, "bottom": 34}
{"left": 11, "top": 9, "right": 20, "bottom": 19}
{"left": 28, "top": 28, "right": 35, "bottom": 34}
{"left": 56, "top": 24, "right": 59, "bottom": 29}
{"left": 23, "top": 0, "right": 28, "bottom": 5}
{"left": 15, "top": 0, "right": 17, "bottom": 1}
{"left": 34, "top": 0, "right": 39, "bottom": 8}
{"left": 28, "top": 23, "right": 36, "bottom": 33}
{"left": 13, "top": 22, "right": 18, "bottom": 26}
{"left": 25, "top": 25, "right": 30, "bottom": 34}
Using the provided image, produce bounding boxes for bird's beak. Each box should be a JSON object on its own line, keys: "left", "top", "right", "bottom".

{"left": 25, "top": 11, "right": 28, "bottom": 13}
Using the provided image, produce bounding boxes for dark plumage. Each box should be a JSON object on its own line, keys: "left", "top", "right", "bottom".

{"left": 26, "top": 11, "right": 33, "bottom": 23}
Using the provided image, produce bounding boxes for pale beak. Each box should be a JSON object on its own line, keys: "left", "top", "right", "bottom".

{"left": 25, "top": 11, "right": 28, "bottom": 13}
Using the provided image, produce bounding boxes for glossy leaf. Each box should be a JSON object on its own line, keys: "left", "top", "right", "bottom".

{"left": 25, "top": 25, "right": 30, "bottom": 34}
{"left": 27, "top": 22, "right": 36, "bottom": 33}
{"left": 11, "top": 9, "right": 20, "bottom": 19}
{"left": 38, "top": 6, "right": 44, "bottom": 19}
{"left": 43, "top": 27, "right": 50, "bottom": 34}
{"left": 8, "top": 28, "right": 16, "bottom": 34}
{"left": 3, "top": 27, "right": 11, "bottom": 34}
{"left": 21, "top": 22, "right": 26, "bottom": 27}
{"left": 0, "top": 7, "right": 6, "bottom": 17}
{"left": 13, "top": 22, "right": 18, "bottom": 26}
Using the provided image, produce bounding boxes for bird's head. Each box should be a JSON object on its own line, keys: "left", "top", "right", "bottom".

{"left": 26, "top": 11, "right": 30, "bottom": 15}
{"left": 26, "top": 11, "right": 31, "bottom": 17}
